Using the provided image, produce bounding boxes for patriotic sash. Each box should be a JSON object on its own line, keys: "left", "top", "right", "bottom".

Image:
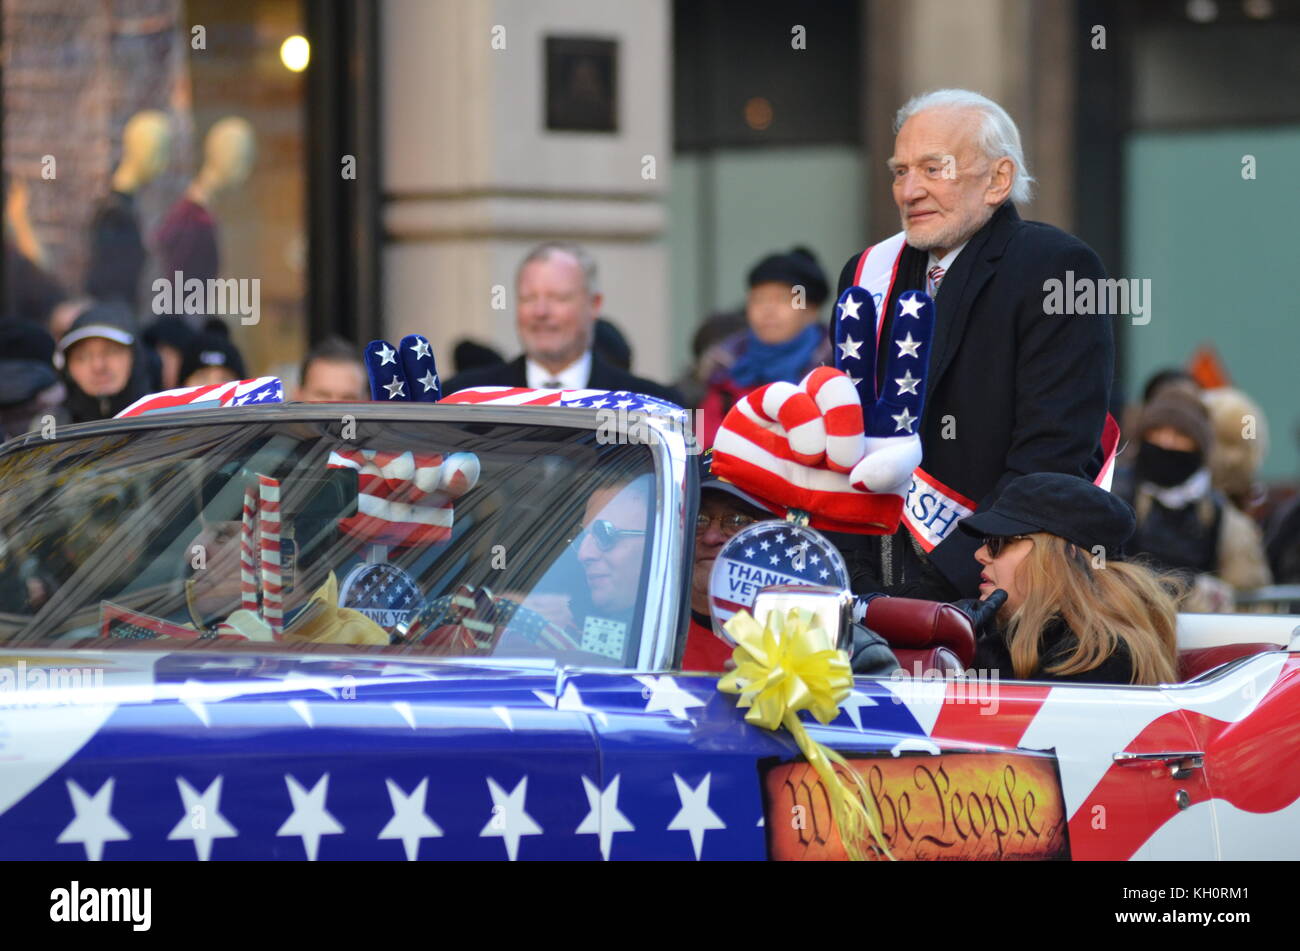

{"left": 851, "top": 234, "right": 1122, "bottom": 552}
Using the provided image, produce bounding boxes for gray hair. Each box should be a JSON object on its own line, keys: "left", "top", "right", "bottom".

{"left": 894, "top": 89, "right": 1035, "bottom": 204}
{"left": 517, "top": 241, "right": 600, "bottom": 295}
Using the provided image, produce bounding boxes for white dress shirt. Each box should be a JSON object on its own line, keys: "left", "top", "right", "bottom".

{"left": 526, "top": 350, "right": 592, "bottom": 390}
{"left": 927, "top": 240, "right": 969, "bottom": 296}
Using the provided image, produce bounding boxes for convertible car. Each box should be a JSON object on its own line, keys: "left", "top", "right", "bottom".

{"left": 0, "top": 399, "right": 1296, "bottom": 860}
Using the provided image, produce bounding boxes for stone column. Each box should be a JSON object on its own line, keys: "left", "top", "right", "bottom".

{"left": 381, "top": 0, "right": 673, "bottom": 380}
{"left": 864, "top": 0, "right": 1078, "bottom": 240}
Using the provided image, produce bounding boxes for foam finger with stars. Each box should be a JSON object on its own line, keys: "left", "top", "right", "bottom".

{"left": 399, "top": 334, "right": 441, "bottom": 401}
{"left": 365, "top": 335, "right": 441, "bottom": 403}
{"left": 834, "top": 287, "right": 935, "bottom": 493}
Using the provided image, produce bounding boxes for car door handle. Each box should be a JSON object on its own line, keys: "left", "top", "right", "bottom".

{"left": 1113, "top": 751, "right": 1205, "bottom": 779}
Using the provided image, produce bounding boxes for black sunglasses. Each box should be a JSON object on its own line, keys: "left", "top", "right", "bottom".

{"left": 577, "top": 519, "right": 646, "bottom": 551}
{"left": 983, "top": 535, "right": 1032, "bottom": 557}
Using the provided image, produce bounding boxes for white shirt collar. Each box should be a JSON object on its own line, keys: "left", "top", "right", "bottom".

{"left": 526, "top": 350, "right": 592, "bottom": 390}
{"left": 928, "top": 240, "right": 969, "bottom": 274}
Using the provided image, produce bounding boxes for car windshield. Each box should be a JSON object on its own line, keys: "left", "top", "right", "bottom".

{"left": 0, "top": 416, "right": 660, "bottom": 666}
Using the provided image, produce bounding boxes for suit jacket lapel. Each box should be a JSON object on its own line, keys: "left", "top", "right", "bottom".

{"left": 926, "top": 203, "right": 1019, "bottom": 395}
{"left": 586, "top": 354, "right": 612, "bottom": 390}
{"left": 508, "top": 356, "right": 528, "bottom": 387}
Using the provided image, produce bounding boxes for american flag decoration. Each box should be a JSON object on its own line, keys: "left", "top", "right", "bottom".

{"left": 442, "top": 386, "right": 687, "bottom": 421}
{"left": 707, "top": 521, "right": 849, "bottom": 630}
{"left": 365, "top": 334, "right": 440, "bottom": 403}
{"left": 114, "top": 376, "right": 284, "bottom": 418}
{"left": 834, "top": 286, "right": 935, "bottom": 442}
{"left": 236, "top": 474, "right": 284, "bottom": 636}
{"left": 325, "top": 449, "right": 480, "bottom": 547}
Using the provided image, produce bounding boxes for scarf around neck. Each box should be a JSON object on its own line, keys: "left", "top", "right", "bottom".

{"left": 728, "top": 324, "right": 823, "bottom": 388}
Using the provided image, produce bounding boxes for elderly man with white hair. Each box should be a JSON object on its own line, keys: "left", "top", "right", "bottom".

{"left": 827, "top": 88, "right": 1116, "bottom": 602}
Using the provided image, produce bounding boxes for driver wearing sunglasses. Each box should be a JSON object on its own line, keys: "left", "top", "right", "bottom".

{"left": 577, "top": 474, "right": 653, "bottom": 617}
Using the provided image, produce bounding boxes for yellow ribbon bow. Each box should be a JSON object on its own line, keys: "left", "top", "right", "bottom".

{"left": 719, "top": 607, "right": 893, "bottom": 861}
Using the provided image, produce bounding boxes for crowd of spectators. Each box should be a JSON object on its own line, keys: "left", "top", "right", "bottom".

{"left": 5, "top": 226, "right": 1291, "bottom": 622}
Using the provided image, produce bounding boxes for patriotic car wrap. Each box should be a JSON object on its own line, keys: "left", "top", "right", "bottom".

{"left": 1, "top": 399, "right": 1298, "bottom": 861}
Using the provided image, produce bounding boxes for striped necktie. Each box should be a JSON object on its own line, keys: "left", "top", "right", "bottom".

{"left": 927, "top": 264, "right": 946, "bottom": 298}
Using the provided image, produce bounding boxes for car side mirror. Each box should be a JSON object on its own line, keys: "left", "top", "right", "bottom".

{"left": 751, "top": 583, "right": 855, "bottom": 653}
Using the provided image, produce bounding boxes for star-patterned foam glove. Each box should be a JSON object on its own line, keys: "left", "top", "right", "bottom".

{"left": 833, "top": 286, "right": 936, "bottom": 494}
{"left": 712, "top": 366, "right": 905, "bottom": 534}
{"left": 365, "top": 334, "right": 441, "bottom": 402}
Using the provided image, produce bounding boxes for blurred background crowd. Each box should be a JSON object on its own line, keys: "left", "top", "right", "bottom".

{"left": 2, "top": 0, "right": 1299, "bottom": 613}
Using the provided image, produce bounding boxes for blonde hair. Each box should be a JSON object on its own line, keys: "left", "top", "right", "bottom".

{"left": 1003, "top": 534, "right": 1180, "bottom": 685}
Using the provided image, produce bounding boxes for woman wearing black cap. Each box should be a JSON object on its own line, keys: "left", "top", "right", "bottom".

{"left": 956, "top": 472, "right": 1180, "bottom": 685}
{"left": 697, "top": 246, "right": 832, "bottom": 448}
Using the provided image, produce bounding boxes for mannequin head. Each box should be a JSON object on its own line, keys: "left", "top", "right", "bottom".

{"left": 113, "top": 111, "right": 172, "bottom": 193}
{"left": 189, "top": 117, "right": 256, "bottom": 205}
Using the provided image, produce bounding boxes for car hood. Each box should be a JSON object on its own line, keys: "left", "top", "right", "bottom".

{"left": 0, "top": 648, "right": 595, "bottom": 710}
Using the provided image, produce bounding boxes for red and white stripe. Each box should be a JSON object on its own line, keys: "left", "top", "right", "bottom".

{"left": 712, "top": 367, "right": 905, "bottom": 533}
{"left": 239, "top": 485, "right": 258, "bottom": 613}
{"left": 326, "top": 449, "right": 480, "bottom": 546}
{"left": 236, "top": 474, "right": 284, "bottom": 636}
{"left": 442, "top": 387, "right": 588, "bottom": 407}
{"left": 803, "top": 367, "right": 865, "bottom": 471}
{"left": 257, "top": 475, "right": 283, "bottom": 634}
{"left": 115, "top": 376, "right": 281, "bottom": 418}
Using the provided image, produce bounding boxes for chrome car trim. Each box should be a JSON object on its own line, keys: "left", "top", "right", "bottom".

{"left": 632, "top": 411, "right": 693, "bottom": 671}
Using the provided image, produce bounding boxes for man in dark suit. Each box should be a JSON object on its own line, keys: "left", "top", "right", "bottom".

{"left": 828, "top": 89, "right": 1114, "bottom": 601}
{"left": 442, "top": 242, "right": 682, "bottom": 404}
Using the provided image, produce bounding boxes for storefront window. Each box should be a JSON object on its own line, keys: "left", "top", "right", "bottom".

{"left": 2, "top": 0, "right": 308, "bottom": 385}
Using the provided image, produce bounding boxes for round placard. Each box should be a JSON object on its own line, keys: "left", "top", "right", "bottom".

{"left": 338, "top": 562, "right": 422, "bottom": 636}
{"left": 708, "top": 520, "right": 850, "bottom": 644}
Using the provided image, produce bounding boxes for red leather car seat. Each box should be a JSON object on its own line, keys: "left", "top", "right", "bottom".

{"left": 1178, "top": 643, "right": 1276, "bottom": 681}
{"left": 892, "top": 645, "right": 966, "bottom": 678}
{"left": 863, "top": 597, "right": 977, "bottom": 676}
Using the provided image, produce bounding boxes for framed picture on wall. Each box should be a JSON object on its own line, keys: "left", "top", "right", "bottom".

{"left": 545, "top": 36, "right": 618, "bottom": 133}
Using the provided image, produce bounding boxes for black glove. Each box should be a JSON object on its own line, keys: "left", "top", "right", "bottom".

{"left": 849, "top": 622, "right": 902, "bottom": 677}
{"left": 949, "top": 589, "right": 1008, "bottom": 637}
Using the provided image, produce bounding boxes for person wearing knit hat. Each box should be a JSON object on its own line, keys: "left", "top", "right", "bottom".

{"left": 179, "top": 318, "right": 246, "bottom": 387}
{"left": 1202, "top": 386, "right": 1269, "bottom": 512}
{"left": 697, "top": 246, "right": 833, "bottom": 448}
{"left": 1114, "top": 381, "right": 1271, "bottom": 608}
{"left": 55, "top": 300, "right": 154, "bottom": 423}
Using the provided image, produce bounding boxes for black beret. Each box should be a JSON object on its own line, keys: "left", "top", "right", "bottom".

{"left": 958, "top": 472, "right": 1136, "bottom": 559}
